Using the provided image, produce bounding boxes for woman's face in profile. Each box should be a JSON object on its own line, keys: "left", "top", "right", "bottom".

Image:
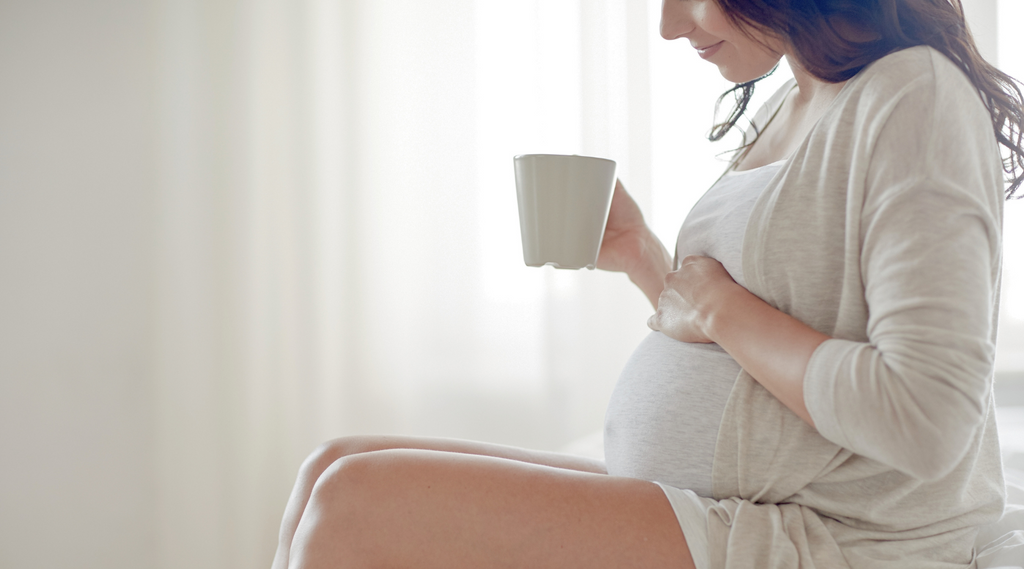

{"left": 660, "top": 0, "right": 783, "bottom": 83}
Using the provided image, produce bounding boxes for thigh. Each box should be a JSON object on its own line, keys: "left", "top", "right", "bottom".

{"left": 290, "top": 449, "right": 695, "bottom": 569}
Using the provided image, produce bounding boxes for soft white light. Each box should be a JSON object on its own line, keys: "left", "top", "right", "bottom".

{"left": 998, "top": 0, "right": 1024, "bottom": 323}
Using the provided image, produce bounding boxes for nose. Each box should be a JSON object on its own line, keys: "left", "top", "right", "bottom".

{"left": 660, "top": 0, "right": 695, "bottom": 40}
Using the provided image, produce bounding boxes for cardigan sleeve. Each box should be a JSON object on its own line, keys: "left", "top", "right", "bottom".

{"left": 803, "top": 57, "right": 1003, "bottom": 481}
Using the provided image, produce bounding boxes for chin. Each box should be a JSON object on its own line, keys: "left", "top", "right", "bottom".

{"left": 717, "top": 58, "right": 780, "bottom": 84}
{"left": 720, "top": 64, "right": 774, "bottom": 84}
{"left": 718, "top": 68, "right": 755, "bottom": 84}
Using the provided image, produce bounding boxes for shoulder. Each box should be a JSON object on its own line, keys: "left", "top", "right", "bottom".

{"left": 837, "top": 45, "right": 990, "bottom": 134}
{"left": 792, "top": 46, "right": 1002, "bottom": 218}
{"left": 835, "top": 47, "right": 1002, "bottom": 218}
{"left": 819, "top": 45, "right": 996, "bottom": 175}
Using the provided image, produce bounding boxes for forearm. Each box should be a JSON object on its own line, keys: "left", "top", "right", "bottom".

{"left": 628, "top": 232, "right": 673, "bottom": 309}
{"left": 704, "top": 283, "right": 830, "bottom": 427}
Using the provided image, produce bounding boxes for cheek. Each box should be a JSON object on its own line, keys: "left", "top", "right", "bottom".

{"left": 718, "top": 39, "right": 781, "bottom": 83}
{"left": 695, "top": 0, "right": 740, "bottom": 38}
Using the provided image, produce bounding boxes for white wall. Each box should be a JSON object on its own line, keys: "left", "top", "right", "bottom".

{"left": 964, "top": 0, "right": 998, "bottom": 64}
{"left": 0, "top": 1, "right": 158, "bottom": 567}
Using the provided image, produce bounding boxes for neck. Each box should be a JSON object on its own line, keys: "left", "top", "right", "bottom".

{"left": 784, "top": 54, "right": 847, "bottom": 109}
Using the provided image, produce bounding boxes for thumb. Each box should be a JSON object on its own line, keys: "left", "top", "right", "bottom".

{"left": 647, "top": 312, "right": 660, "bottom": 331}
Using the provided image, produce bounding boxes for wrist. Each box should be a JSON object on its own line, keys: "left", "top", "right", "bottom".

{"left": 701, "top": 280, "right": 748, "bottom": 344}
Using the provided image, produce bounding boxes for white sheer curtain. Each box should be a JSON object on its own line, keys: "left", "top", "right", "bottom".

{"left": 996, "top": 0, "right": 1024, "bottom": 375}
{"left": 151, "top": 0, "right": 1017, "bottom": 567}
{"left": 153, "top": 0, "right": 657, "bottom": 566}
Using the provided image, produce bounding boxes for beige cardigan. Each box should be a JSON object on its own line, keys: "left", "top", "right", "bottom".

{"left": 707, "top": 46, "right": 1006, "bottom": 569}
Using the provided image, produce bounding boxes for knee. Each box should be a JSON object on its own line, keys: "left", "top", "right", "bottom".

{"left": 309, "top": 452, "right": 388, "bottom": 509}
{"left": 297, "top": 436, "right": 380, "bottom": 488}
{"left": 291, "top": 454, "right": 394, "bottom": 568}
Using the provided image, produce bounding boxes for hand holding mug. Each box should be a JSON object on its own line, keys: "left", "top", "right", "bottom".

{"left": 596, "top": 179, "right": 651, "bottom": 275}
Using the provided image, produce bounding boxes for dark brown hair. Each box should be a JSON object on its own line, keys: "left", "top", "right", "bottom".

{"left": 710, "top": 0, "right": 1024, "bottom": 198}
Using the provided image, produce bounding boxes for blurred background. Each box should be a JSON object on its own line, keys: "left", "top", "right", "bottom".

{"left": 0, "top": 0, "right": 1021, "bottom": 567}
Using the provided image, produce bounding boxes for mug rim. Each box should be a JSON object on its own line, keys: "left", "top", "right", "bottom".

{"left": 513, "top": 153, "right": 616, "bottom": 166}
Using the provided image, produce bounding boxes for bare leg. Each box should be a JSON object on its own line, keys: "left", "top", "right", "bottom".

{"left": 286, "top": 448, "right": 694, "bottom": 568}
{"left": 290, "top": 448, "right": 695, "bottom": 569}
{"left": 272, "top": 436, "right": 608, "bottom": 569}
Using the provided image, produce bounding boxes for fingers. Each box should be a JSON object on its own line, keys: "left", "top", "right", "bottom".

{"left": 647, "top": 283, "right": 711, "bottom": 344}
{"left": 647, "top": 311, "right": 660, "bottom": 331}
{"left": 648, "top": 283, "right": 671, "bottom": 331}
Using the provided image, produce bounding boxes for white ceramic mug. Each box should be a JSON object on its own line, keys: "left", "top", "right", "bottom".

{"left": 513, "top": 154, "right": 617, "bottom": 270}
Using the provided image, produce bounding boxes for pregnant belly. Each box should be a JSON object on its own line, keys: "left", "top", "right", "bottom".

{"left": 603, "top": 331, "right": 741, "bottom": 497}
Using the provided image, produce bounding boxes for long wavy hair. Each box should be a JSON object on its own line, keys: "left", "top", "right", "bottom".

{"left": 710, "top": 0, "right": 1024, "bottom": 198}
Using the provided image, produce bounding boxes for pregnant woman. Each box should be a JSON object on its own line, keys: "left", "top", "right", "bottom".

{"left": 272, "top": 1, "right": 1024, "bottom": 568}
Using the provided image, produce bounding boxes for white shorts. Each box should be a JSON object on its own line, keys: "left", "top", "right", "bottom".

{"left": 655, "top": 482, "right": 717, "bottom": 569}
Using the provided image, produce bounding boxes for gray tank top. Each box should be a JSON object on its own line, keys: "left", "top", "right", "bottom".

{"left": 603, "top": 160, "right": 784, "bottom": 496}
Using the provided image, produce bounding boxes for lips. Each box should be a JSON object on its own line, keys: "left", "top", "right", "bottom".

{"left": 695, "top": 41, "right": 724, "bottom": 59}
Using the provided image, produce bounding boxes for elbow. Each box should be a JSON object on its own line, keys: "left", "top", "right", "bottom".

{"left": 894, "top": 410, "right": 981, "bottom": 482}
{"left": 820, "top": 340, "right": 993, "bottom": 481}
{"left": 898, "top": 442, "right": 964, "bottom": 482}
{"left": 872, "top": 356, "right": 990, "bottom": 481}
